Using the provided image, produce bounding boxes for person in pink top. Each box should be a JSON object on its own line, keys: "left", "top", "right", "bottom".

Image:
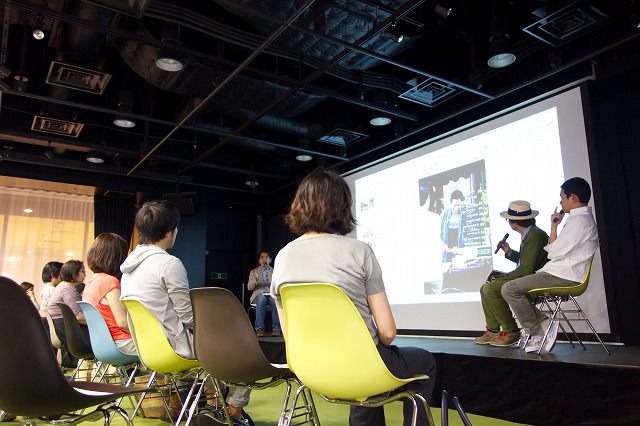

{"left": 82, "top": 233, "right": 136, "bottom": 354}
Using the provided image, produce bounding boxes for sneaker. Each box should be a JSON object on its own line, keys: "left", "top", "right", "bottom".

{"left": 271, "top": 329, "right": 281, "bottom": 337}
{"left": 474, "top": 329, "right": 499, "bottom": 345}
{"left": 255, "top": 328, "right": 264, "bottom": 337}
{"left": 194, "top": 406, "right": 227, "bottom": 425}
{"left": 544, "top": 320, "right": 559, "bottom": 353}
{"left": 1, "top": 413, "right": 17, "bottom": 422}
{"left": 524, "top": 335, "right": 544, "bottom": 353}
{"left": 490, "top": 331, "right": 521, "bottom": 347}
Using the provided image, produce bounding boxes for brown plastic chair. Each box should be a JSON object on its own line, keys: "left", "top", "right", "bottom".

{"left": 189, "top": 287, "right": 318, "bottom": 425}
{"left": 0, "top": 276, "right": 155, "bottom": 426}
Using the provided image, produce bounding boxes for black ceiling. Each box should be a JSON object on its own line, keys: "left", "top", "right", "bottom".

{"left": 0, "top": 0, "right": 638, "bottom": 199}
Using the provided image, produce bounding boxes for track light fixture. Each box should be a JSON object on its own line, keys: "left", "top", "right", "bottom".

{"left": 113, "top": 90, "right": 136, "bottom": 128}
{"left": 370, "top": 89, "right": 392, "bottom": 126}
{"left": 434, "top": 2, "right": 452, "bottom": 19}
{"left": 387, "top": 22, "right": 404, "bottom": 43}
{"left": 156, "top": 23, "right": 184, "bottom": 72}
{"left": 487, "top": 18, "right": 516, "bottom": 68}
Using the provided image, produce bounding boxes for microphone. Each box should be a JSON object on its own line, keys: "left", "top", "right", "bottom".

{"left": 553, "top": 210, "right": 565, "bottom": 223}
{"left": 494, "top": 233, "right": 510, "bottom": 254}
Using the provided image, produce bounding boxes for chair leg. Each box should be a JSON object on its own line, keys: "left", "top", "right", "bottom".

{"left": 283, "top": 382, "right": 321, "bottom": 426}
{"left": 570, "top": 296, "right": 612, "bottom": 355}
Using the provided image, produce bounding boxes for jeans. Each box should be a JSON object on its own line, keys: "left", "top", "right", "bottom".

{"left": 253, "top": 293, "right": 280, "bottom": 331}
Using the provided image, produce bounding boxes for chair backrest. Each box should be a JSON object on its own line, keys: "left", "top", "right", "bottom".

{"left": 0, "top": 277, "right": 92, "bottom": 416}
{"left": 120, "top": 299, "right": 200, "bottom": 374}
{"left": 280, "top": 282, "right": 414, "bottom": 400}
{"left": 44, "top": 309, "right": 62, "bottom": 349}
{"left": 530, "top": 254, "right": 595, "bottom": 298}
{"left": 190, "top": 287, "right": 283, "bottom": 384}
{"left": 77, "top": 301, "right": 139, "bottom": 366}
{"left": 57, "top": 302, "right": 94, "bottom": 360}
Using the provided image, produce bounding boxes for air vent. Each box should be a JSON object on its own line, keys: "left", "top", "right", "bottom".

{"left": 103, "top": 190, "right": 134, "bottom": 198}
{"left": 523, "top": 1, "right": 608, "bottom": 47}
{"left": 31, "top": 116, "right": 83, "bottom": 137}
{"left": 318, "top": 128, "right": 368, "bottom": 146}
{"left": 400, "top": 78, "right": 459, "bottom": 108}
{"left": 46, "top": 61, "right": 112, "bottom": 94}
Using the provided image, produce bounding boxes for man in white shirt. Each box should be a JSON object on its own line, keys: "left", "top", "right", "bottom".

{"left": 501, "top": 177, "right": 599, "bottom": 353}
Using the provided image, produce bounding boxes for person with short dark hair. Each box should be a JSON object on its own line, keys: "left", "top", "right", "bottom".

{"left": 440, "top": 189, "right": 465, "bottom": 263}
{"left": 40, "top": 261, "right": 63, "bottom": 314}
{"left": 47, "top": 259, "right": 88, "bottom": 368}
{"left": 83, "top": 233, "right": 136, "bottom": 354}
{"left": 247, "top": 250, "right": 281, "bottom": 337}
{"left": 271, "top": 167, "right": 436, "bottom": 426}
{"left": 475, "top": 200, "right": 549, "bottom": 347}
{"left": 502, "top": 177, "right": 599, "bottom": 353}
{"left": 120, "top": 200, "right": 251, "bottom": 425}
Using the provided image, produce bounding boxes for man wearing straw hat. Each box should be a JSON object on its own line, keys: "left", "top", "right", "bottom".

{"left": 474, "top": 200, "right": 549, "bottom": 347}
{"left": 502, "top": 177, "right": 598, "bottom": 354}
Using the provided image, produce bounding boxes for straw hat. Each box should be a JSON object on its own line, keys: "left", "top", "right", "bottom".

{"left": 499, "top": 200, "right": 539, "bottom": 220}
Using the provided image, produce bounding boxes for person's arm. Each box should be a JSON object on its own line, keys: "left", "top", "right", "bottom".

{"left": 105, "top": 288, "right": 130, "bottom": 332}
{"left": 368, "top": 291, "right": 396, "bottom": 346}
{"left": 247, "top": 269, "right": 258, "bottom": 291}
{"left": 163, "top": 258, "right": 194, "bottom": 328}
{"left": 501, "top": 228, "right": 549, "bottom": 281}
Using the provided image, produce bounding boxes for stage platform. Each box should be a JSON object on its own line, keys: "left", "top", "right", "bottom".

{"left": 259, "top": 335, "right": 639, "bottom": 425}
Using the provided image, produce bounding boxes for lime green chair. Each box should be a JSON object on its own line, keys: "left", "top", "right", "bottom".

{"left": 524, "top": 254, "right": 610, "bottom": 354}
{"left": 280, "top": 283, "right": 434, "bottom": 426}
{"left": 121, "top": 299, "right": 203, "bottom": 425}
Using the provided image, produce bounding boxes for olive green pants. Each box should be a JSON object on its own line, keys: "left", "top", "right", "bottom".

{"left": 480, "top": 278, "right": 519, "bottom": 332}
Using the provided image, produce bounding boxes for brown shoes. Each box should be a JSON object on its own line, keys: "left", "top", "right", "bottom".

{"left": 474, "top": 329, "right": 499, "bottom": 345}
{"left": 256, "top": 328, "right": 264, "bottom": 337}
{"left": 271, "top": 329, "right": 281, "bottom": 337}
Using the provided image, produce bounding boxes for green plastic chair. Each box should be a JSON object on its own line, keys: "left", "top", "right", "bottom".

{"left": 121, "top": 298, "right": 202, "bottom": 425}
{"left": 524, "top": 254, "right": 610, "bottom": 354}
{"left": 280, "top": 283, "right": 434, "bottom": 426}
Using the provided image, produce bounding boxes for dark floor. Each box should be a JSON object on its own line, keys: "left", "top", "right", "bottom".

{"left": 259, "top": 334, "right": 640, "bottom": 425}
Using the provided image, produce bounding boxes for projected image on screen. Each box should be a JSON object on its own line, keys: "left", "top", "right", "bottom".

{"left": 419, "top": 160, "right": 493, "bottom": 295}
{"left": 347, "top": 88, "right": 610, "bottom": 334}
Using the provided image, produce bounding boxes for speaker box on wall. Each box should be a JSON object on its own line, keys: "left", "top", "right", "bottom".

{"left": 162, "top": 192, "right": 199, "bottom": 216}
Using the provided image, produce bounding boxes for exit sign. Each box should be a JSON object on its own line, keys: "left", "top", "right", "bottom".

{"left": 210, "top": 272, "right": 228, "bottom": 280}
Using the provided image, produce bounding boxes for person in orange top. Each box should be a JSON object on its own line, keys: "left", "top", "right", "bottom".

{"left": 82, "top": 232, "right": 136, "bottom": 354}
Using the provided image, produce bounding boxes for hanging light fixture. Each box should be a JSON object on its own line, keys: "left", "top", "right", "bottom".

{"left": 156, "top": 22, "right": 184, "bottom": 72}
{"left": 487, "top": 18, "right": 516, "bottom": 68}
{"left": 295, "top": 136, "right": 313, "bottom": 162}
{"left": 370, "top": 89, "right": 391, "bottom": 126}
{"left": 113, "top": 90, "right": 136, "bottom": 128}
{"left": 387, "top": 22, "right": 404, "bottom": 43}
{"left": 86, "top": 151, "right": 105, "bottom": 164}
{"left": 434, "top": 2, "right": 452, "bottom": 19}
{"left": 32, "top": 15, "right": 45, "bottom": 40}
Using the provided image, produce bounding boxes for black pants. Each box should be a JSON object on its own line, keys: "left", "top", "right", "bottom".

{"left": 349, "top": 343, "right": 436, "bottom": 426}
{"left": 52, "top": 318, "right": 80, "bottom": 368}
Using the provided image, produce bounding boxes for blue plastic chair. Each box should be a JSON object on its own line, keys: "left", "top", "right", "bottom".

{"left": 77, "top": 301, "right": 140, "bottom": 385}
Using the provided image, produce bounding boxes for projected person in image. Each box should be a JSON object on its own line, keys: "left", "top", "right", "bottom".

{"left": 475, "top": 200, "right": 549, "bottom": 347}
{"left": 502, "top": 177, "right": 599, "bottom": 353}
{"left": 440, "top": 189, "right": 465, "bottom": 262}
{"left": 418, "top": 182, "right": 445, "bottom": 295}
{"left": 271, "top": 168, "right": 436, "bottom": 426}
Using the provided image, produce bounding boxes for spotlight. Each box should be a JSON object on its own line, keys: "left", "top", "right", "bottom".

{"left": 32, "top": 15, "right": 45, "bottom": 40}
{"left": 434, "top": 2, "right": 452, "bottom": 19}
{"left": 295, "top": 136, "right": 313, "bottom": 162}
{"left": 487, "top": 19, "right": 516, "bottom": 68}
{"left": 296, "top": 153, "right": 313, "bottom": 162}
{"left": 370, "top": 90, "right": 392, "bottom": 126}
{"left": 86, "top": 151, "right": 105, "bottom": 164}
{"left": 113, "top": 90, "right": 136, "bottom": 128}
{"left": 156, "top": 22, "right": 184, "bottom": 72}
{"left": 387, "top": 22, "right": 404, "bottom": 43}
{"left": 245, "top": 180, "right": 259, "bottom": 190}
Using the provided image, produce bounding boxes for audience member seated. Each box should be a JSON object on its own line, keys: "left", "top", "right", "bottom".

{"left": 47, "top": 259, "right": 88, "bottom": 368}
{"left": 120, "top": 200, "right": 252, "bottom": 426}
{"left": 247, "top": 250, "right": 281, "bottom": 337}
{"left": 271, "top": 168, "right": 437, "bottom": 426}
{"left": 83, "top": 232, "right": 137, "bottom": 354}
{"left": 20, "top": 281, "right": 39, "bottom": 309}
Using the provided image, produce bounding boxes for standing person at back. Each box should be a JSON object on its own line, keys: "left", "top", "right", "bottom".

{"left": 119, "top": 200, "right": 252, "bottom": 425}
{"left": 271, "top": 167, "right": 436, "bottom": 426}
{"left": 83, "top": 232, "right": 136, "bottom": 354}
{"left": 247, "top": 250, "right": 281, "bottom": 337}
{"left": 502, "top": 177, "right": 599, "bottom": 353}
